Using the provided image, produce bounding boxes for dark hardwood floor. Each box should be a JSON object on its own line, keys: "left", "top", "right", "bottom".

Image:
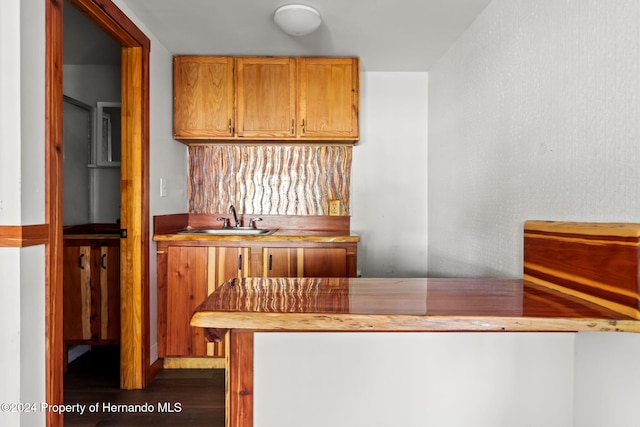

{"left": 63, "top": 346, "right": 224, "bottom": 426}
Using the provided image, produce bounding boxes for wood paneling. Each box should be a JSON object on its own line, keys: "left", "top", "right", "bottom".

{"left": 524, "top": 220, "right": 640, "bottom": 319}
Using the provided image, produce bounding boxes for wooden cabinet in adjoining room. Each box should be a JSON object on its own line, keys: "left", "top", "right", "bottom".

{"left": 297, "top": 57, "right": 360, "bottom": 140}
{"left": 262, "top": 247, "right": 348, "bottom": 278}
{"left": 162, "top": 245, "right": 250, "bottom": 358}
{"left": 63, "top": 238, "right": 120, "bottom": 344}
{"left": 173, "top": 56, "right": 235, "bottom": 140}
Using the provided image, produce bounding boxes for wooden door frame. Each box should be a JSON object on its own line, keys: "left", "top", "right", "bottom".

{"left": 46, "top": 0, "right": 150, "bottom": 424}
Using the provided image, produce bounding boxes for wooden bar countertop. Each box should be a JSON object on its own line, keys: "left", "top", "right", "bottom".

{"left": 192, "top": 220, "right": 640, "bottom": 334}
{"left": 191, "top": 277, "right": 640, "bottom": 333}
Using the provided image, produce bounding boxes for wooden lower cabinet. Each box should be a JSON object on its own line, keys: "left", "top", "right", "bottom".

{"left": 262, "top": 247, "right": 348, "bottom": 277}
{"left": 63, "top": 239, "right": 120, "bottom": 344}
{"left": 163, "top": 246, "right": 250, "bottom": 358}
{"left": 157, "top": 241, "right": 357, "bottom": 363}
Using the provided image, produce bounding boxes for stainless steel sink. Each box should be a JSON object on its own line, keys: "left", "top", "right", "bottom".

{"left": 178, "top": 227, "right": 275, "bottom": 236}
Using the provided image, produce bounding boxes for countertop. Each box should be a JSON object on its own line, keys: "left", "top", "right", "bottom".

{"left": 190, "top": 277, "right": 640, "bottom": 333}
{"left": 153, "top": 213, "right": 359, "bottom": 243}
{"left": 153, "top": 228, "right": 360, "bottom": 243}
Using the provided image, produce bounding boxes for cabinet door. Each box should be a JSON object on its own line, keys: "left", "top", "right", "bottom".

{"left": 301, "top": 247, "right": 348, "bottom": 277}
{"left": 263, "top": 247, "right": 298, "bottom": 277}
{"left": 63, "top": 245, "right": 93, "bottom": 340}
{"left": 173, "top": 56, "right": 235, "bottom": 139}
{"left": 236, "top": 57, "right": 296, "bottom": 138}
{"left": 99, "top": 244, "right": 120, "bottom": 341}
{"left": 263, "top": 247, "right": 348, "bottom": 278}
{"left": 165, "top": 246, "right": 249, "bottom": 357}
{"left": 297, "top": 57, "right": 359, "bottom": 140}
{"left": 204, "top": 246, "right": 250, "bottom": 358}
{"left": 166, "top": 246, "right": 209, "bottom": 357}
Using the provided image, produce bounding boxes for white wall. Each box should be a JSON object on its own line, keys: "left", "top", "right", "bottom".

{"left": 352, "top": 72, "right": 428, "bottom": 277}
{"left": 63, "top": 65, "right": 123, "bottom": 225}
{"left": 0, "top": 0, "right": 21, "bottom": 225}
{"left": 63, "top": 65, "right": 121, "bottom": 105}
{"left": 255, "top": 332, "right": 574, "bottom": 427}
{"left": 427, "top": 1, "right": 640, "bottom": 424}
{"left": 428, "top": 0, "right": 640, "bottom": 278}
{"left": 0, "top": 0, "right": 47, "bottom": 426}
{"left": 574, "top": 332, "right": 640, "bottom": 427}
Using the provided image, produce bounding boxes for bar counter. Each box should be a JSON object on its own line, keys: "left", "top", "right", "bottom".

{"left": 191, "top": 277, "right": 640, "bottom": 333}
{"left": 189, "top": 220, "right": 640, "bottom": 427}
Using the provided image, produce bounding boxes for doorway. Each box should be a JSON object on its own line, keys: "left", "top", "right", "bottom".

{"left": 46, "top": 1, "right": 151, "bottom": 424}
{"left": 62, "top": 1, "right": 122, "bottom": 377}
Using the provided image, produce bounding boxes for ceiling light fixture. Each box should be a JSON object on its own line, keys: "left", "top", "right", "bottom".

{"left": 273, "top": 4, "right": 322, "bottom": 36}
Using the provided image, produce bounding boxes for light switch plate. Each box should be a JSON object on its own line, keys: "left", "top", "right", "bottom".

{"left": 160, "top": 178, "right": 168, "bottom": 197}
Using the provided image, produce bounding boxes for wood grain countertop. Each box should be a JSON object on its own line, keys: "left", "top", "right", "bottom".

{"left": 153, "top": 229, "right": 360, "bottom": 243}
{"left": 190, "top": 277, "right": 640, "bottom": 333}
{"left": 153, "top": 213, "right": 360, "bottom": 242}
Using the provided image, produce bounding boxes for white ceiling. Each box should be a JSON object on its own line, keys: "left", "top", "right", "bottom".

{"left": 64, "top": 0, "right": 492, "bottom": 71}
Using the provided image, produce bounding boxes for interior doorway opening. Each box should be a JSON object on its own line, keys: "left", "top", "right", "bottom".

{"left": 61, "top": 0, "right": 122, "bottom": 377}
{"left": 46, "top": 1, "right": 151, "bottom": 424}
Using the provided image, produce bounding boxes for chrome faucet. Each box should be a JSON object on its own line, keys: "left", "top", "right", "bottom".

{"left": 229, "top": 204, "right": 241, "bottom": 228}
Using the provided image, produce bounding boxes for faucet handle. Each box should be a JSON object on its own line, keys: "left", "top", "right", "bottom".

{"left": 216, "top": 217, "right": 230, "bottom": 229}
{"left": 248, "top": 218, "right": 263, "bottom": 229}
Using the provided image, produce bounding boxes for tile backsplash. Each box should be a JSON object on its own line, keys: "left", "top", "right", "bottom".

{"left": 188, "top": 145, "right": 352, "bottom": 215}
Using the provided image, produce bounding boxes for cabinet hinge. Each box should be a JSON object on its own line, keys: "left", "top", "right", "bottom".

{"left": 120, "top": 229, "right": 127, "bottom": 238}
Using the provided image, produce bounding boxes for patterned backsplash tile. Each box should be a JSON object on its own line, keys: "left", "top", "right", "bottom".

{"left": 188, "top": 145, "right": 352, "bottom": 215}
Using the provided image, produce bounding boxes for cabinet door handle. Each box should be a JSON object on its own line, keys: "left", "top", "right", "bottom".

{"left": 238, "top": 254, "right": 242, "bottom": 270}
{"left": 291, "top": 119, "right": 294, "bottom": 134}
{"left": 228, "top": 119, "right": 233, "bottom": 134}
{"left": 101, "top": 253, "right": 107, "bottom": 270}
{"left": 301, "top": 119, "right": 305, "bottom": 134}
{"left": 78, "top": 253, "right": 85, "bottom": 269}
{"left": 269, "top": 254, "right": 273, "bottom": 271}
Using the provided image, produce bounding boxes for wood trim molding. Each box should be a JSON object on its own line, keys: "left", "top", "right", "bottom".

{"left": 45, "top": 0, "right": 64, "bottom": 425}
{"left": 46, "top": 3, "right": 151, "bottom": 425}
{"left": 227, "top": 330, "right": 254, "bottom": 427}
{"left": 68, "top": 0, "right": 150, "bottom": 49}
{"left": 0, "top": 225, "right": 49, "bottom": 247}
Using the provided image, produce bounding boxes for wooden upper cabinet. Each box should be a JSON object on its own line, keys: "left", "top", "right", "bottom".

{"left": 172, "top": 55, "right": 360, "bottom": 143}
{"left": 236, "top": 57, "right": 297, "bottom": 139}
{"left": 297, "top": 57, "right": 360, "bottom": 140}
{"left": 173, "top": 56, "right": 235, "bottom": 139}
